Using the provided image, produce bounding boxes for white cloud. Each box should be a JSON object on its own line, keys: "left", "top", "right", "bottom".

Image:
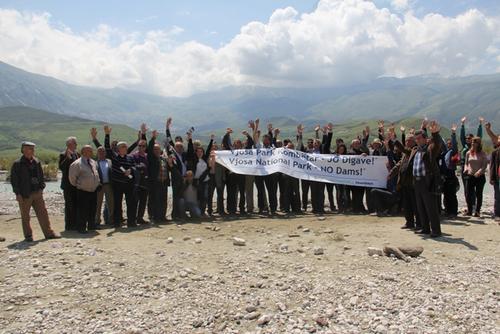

{"left": 0, "top": 0, "right": 499, "bottom": 97}
{"left": 391, "top": 0, "right": 409, "bottom": 11}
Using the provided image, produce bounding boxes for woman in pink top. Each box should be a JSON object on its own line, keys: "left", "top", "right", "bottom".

{"left": 464, "top": 137, "right": 488, "bottom": 217}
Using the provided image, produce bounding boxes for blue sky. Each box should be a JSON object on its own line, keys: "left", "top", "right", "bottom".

{"left": 1, "top": 0, "right": 499, "bottom": 47}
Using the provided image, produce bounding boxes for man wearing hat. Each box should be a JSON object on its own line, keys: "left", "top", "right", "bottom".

{"left": 69, "top": 145, "right": 101, "bottom": 233}
{"left": 10, "top": 142, "right": 60, "bottom": 241}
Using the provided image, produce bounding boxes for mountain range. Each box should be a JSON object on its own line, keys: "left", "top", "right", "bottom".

{"left": 0, "top": 60, "right": 499, "bottom": 133}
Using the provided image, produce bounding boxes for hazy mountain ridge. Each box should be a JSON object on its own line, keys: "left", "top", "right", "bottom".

{"left": 0, "top": 61, "right": 499, "bottom": 132}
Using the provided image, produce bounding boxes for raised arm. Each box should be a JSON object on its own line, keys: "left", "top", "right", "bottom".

{"left": 485, "top": 122, "right": 498, "bottom": 147}
{"left": 103, "top": 125, "right": 115, "bottom": 159}
{"left": 90, "top": 127, "right": 102, "bottom": 148}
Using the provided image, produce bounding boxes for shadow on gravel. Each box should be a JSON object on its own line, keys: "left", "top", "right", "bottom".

{"left": 421, "top": 233, "right": 479, "bottom": 251}
{"left": 7, "top": 239, "right": 48, "bottom": 250}
{"left": 60, "top": 230, "right": 99, "bottom": 239}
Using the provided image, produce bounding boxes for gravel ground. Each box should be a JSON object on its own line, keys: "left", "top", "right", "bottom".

{"left": 0, "top": 209, "right": 498, "bottom": 333}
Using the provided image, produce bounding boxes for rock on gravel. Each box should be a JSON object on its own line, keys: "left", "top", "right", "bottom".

{"left": 313, "top": 247, "right": 324, "bottom": 255}
{"left": 233, "top": 237, "right": 246, "bottom": 246}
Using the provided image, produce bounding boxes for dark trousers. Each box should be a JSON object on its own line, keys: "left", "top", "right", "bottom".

{"left": 370, "top": 188, "right": 397, "bottom": 214}
{"left": 414, "top": 178, "right": 441, "bottom": 234}
{"left": 442, "top": 175, "right": 459, "bottom": 215}
{"left": 350, "top": 186, "right": 366, "bottom": 213}
{"left": 325, "top": 183, "right": 335, "bottom": 211}
{"left": 310, "top": 181, "right": 325, "bottom": 213}
{"left": 76, "top": 189, "right": 97, "bottom": 232}
{"left": 466, "top": 175, "right": 486, "bottom": 214}
{"left": 63, "top": 185, "right": 78, "bottom": 230}
{"left": 277, "top": 173, "right": 286, "bottom": 211}
{"left": 197, "top": 180, "right": 209, "bottom": 215}
{"left": 256, "top": 174, "right": 278, "bottom": 213}
{"left": 149, "top": 180, "right": 168, "bottom": 221}
{"left": 493, "top": 180, "right": 500, "bottom": 218}
{"left": 136, "top": 187, "right": 148, "bottom": 221}
{"left": 281, "top": 175, "right": 301, "bottom": 213}
{"left": 366, "top": 187, "right": 374, "bottom": 213}
{"left": 113, "top": 182, "right": 137, "bottom": 226}
{"left": 227, "top": 173, "right": 245, "bottom": 214}
{"left": 301, "top": 180, "right": 311, "bottom": 211}
{"left": 335, "top": 184, "right": 349, "bottom": 212}
{"left": 401, "top": 186, "right": 419, "bottom": 228}
{"left": 207, "top": 177, "right": 225, "bottom": 215}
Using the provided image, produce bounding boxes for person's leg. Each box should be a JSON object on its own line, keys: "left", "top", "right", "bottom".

{"left": 113, "top": 184, "right": 124, "bottom": 227}
{"left": 226, "top": 173, "right": 237, "bottom": 214}
{"left": 265, "top": 174, "right": 278, "bottom": 213}
{"left": 245, "top": 175, "right": 254, "bottom": 213}
{"left": 277, "top": 173, "right": 286, "bottom": 211}
{"left": 207, "top": 178, "right": 215, "bottom": 215}
{"left": 475, "top": 175, "right": 486, "bottom": 214}
{"left": 237, "top": 175, "right": 246, "bottom": 213}
{"left": 494, "top": 180, "right": 500, "bottom": 218}
{"left": 31, "top": 191, "right": 56, "bottom": 238}
{"left": 414, "top": 181, "right": 430, "bottom": 233}
{"left": 17, "top": 194, "right": 33, "bottom": 239}
{"left": 301, "top": 180, "right": 310, "bottom": 211}
{"left": 161, "top": 183, "right": 168, "bottom": 220}
{"left": 103, "top": 184, "right": 114, "bottom": 225}
{"left": 465, "top": 176, "right": 475, "bottom": 214}
{"left": 216, "top": 184, "right": 226, "bottom": 216}
{"left": 198, "top": 181, "right": 209, "bottom": 215}
{"left": 76, "top": 190, "right": 89, "bottom": 232}
{"left": 326, "top": 183, "right": 335, "bottom": 211}
{"left": 88, "top": 191, "right": 98, "bottom": 230}
{"left": 402, "top": 187, "right": 415, "bottom": 228}
{"left": 365, "top": 187, "right": 374, "bottom": 213}
{"left": 125, "top": 185, "right": 137, "bottom": 226}
{"left": 95, "top": 188, "right": 104, "bottom": 225}
{"left": 255, "top": 176, "right": 266, "bottom": 213}
{"left": 136, "top": 188, "right": 148, "bottom": 223}
{"left": 419, "top": 180, "right": 441, "bottom": 235}
{"left": 280, "top": 175, "right": 291, "bottom": 213}
{"left": 177, "top": 198, "right": 187, "bottom": 219}
{"left": 187, "top": 201, "right": 201, "bottom": 218}
{"left": 290, "top": 178, "right": 301, "bottom": 213}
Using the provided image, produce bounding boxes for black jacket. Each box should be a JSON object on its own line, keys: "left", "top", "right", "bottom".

{"left": 59, "top": 151, "right": 80, "bottom": 190}
{"left": 11, "top": 156, "right": 46, "bottom": 198}
{"left": 490, "top": 148, "right": 500, "bottom": 183}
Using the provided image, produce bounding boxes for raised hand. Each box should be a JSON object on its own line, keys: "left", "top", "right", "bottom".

{"left": 104, "top": 125, "right": 111, "bottom": 135}
{"left": 297, "top": 124, "right": 304, "bottom": 134}
{"left": 461, "top": 116, "right": 467, "bottom": 124}
{"left": 186, "top": 131, "right": 192, "bottom": 140}
{"left": 388, "top": 123, "right": 395, "bottom": 133}
{"left": 242, "top": 130, "right": 249, "bottom": 137}
{"left": 327, "top": 122, "right": 333, "bottom": 131}
{"left": 210, "top": 133, "right": 215, "bottom": 140}
{"left": 400, "top": 125, "right": 405, "bottom": 133}
{"left": 421, "top": 117, "right": 429, "bottom": 129}
{"left": 429, "top": 120, "right": 441, "bottom": 134}
{"left": 267, "top": 123, "right": 273, "bottom": 132}
{"left": 226, "top": 127, "right": 233, "bottom": 134}
{"left": 274, "top": 128, "right": 280, "bottom": 136}
{"left": 166, "top": 117, "right": 172, "bottom": 129}
{"left": 365, "top": 125, "right": 370, "bottom": 135}
{"left": 378, "top": 120, "right": 384, "bottom": 129}
{"left": 248, "top": 120, "right": 255, "bottom": 130}
{"left": 140, "top": 123, "right": 148, "bottom": 134}
{"left": 478, "top": 117, "right": 484, "bottom": 124}
{"left": 450, "top": 123, "right": 457, "bottom": 133}
{"left": 152, "top": 130, "right": 158, "bottom": 138}
{"left": 90, "top": 127, "right": 97, "bottom": 139}
{"left": 314, "top": 124, "right": 320, "bottom": 132}
{"left": 485, "top": 122, "right": 491, "bottom": 130}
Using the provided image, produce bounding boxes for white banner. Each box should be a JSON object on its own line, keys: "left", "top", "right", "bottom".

{"left": 215, "top": 148, "right": 389, "bottom": 188}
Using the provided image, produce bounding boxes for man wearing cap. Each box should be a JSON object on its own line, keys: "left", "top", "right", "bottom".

{"left": 103, "top": 125, "right": 138, "bottom": 228}
{"left": 10, "top": 142, "right": 60, "bottom": 241}
{"left": 59, "top": 136, "right": 80, "bottom": 231}
{"left": 69, "top": 145, "right": 101, "bottom": 233}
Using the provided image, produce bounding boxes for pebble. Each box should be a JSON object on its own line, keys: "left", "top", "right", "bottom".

{"left": 257, "top": 314, "right": 272, "bottom": 326}
{"left": 194, "top": 238, "right": 202, "bottom": 244}
{"left": 233, "top": 237, "right": 246, "bottom": 246}
{"left": 313, "top": 247, "right": 324, "bottom": 255}
{"left": 166, "top": 237, "right": 173, "bottom": 244}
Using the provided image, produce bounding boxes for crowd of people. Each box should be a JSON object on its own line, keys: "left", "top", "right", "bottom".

{"left": 10, "top": 116, "right": 500, "bottom": 241}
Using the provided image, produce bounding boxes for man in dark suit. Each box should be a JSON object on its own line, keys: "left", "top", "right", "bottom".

{"left": 411, "top": 121, "right": 443, "bottom": 238}
{"left": 59, "top": 136, "right": 80, "bottom": 231}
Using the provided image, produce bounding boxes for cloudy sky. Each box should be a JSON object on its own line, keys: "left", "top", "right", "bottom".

{"left": 1, "top": 0, "right": 499, "bottom": 96}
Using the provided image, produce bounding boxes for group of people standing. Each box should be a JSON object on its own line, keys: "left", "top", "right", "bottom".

{"left": 9, "top": 116, "right": 500, "bottom": 241}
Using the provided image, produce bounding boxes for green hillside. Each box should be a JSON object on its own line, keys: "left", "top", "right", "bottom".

{"left": 0, "top": 106, "right": 138, "bottom": 159}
